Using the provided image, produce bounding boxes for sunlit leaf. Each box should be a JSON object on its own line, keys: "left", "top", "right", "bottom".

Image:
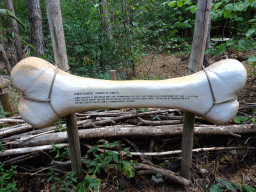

{"left": 233, "top": 116, "right": 248, "bottom": 124}
{"left": 168, "top": 1, "right": 176, "bottom": 7}
{"left": 189, "top": 5, "right": 196, "bottom": 13}
{"left": 177, "top": 1, "right": 183, "bottom": 7}
{"left": 214, "top": 2, "right": 222, "bottom": 10}
{"left": 223, "top": 10, "right": 232, "bottom": 18}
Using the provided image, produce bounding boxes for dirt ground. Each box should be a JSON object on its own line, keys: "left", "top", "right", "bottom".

{"left": 1, "top": 51, "right": 256, "bottom": 191}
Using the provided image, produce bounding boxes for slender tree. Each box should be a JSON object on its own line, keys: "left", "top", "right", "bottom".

{"left": 26, "top": 0, "right": 44, "bottom": 57}
{"left": 0, "top": 23, "right": 5, "bottom": 46}
{"left": 203, "top": 18, "right": 211, "bottom": 67}
{"left": 102, "top": 0, "right": 112, "bottom": 39}
{"left": 4, "top": 0, "right": 23, "bottom": 62}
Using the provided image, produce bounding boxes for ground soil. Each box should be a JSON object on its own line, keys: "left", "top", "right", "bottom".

{"left": 1, "top": 51, "right": 256, "bottom": 191}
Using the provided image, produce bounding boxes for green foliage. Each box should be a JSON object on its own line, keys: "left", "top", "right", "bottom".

{"left": 0, "top": 141, "right": 6, "bottom": 152}
{"left": 54, "top": 119, "right": 65, "bottom": 132}
{"left": 0, "top": 164, "right": 17, "bottom": 192}
{"left": 218, "top": 179, "right": 238, "bottom": 191}
{"left": 248, "top": 57, "right": 256, "bottom": 68}
{"left": 152, "top": 173, "right": 163, "bottom": 183}
{"left": 82, "top": 175, "right": 101, "bottom": 192}
{"left": 152, "top": 115, "right": 161, "bottom": 120}
{"left": 233, "top": 116, "right": 248, "bottom": 123}
{"left": 0, "top": 105, "right": 10, "bottom": 118}
{"left": 49, "top": 143, "right": 70, "bottom": 161}
{"left": 205, "top": 0, "right": 256, "bottom": 65}
{"left": 206, "top": 178, "right": 256, "bottom": 192}
{"left": 81, "top": 140, "right": 136, "bottom": 191}
{"left": 47, "top": 170, "right": 78, "bottom": 192}
{"left": 138, "top": 108, "right": 150, "bottom": 112}
{"left": 0, "top": 9, "right": 25, "bottom": 28}
{"left": 2, "top": 0, "right": 255, "bottom": 79}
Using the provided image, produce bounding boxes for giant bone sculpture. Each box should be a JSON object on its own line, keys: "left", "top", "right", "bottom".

{"left": 10, "top": 57, "right": 246, "bottom": 128}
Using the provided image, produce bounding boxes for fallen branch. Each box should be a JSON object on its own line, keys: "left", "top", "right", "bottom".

{"left": 135, "top": 163, "right": 190, "bottom": 185}
{"left": 137, "top": 117, "right": 182, "bottom": 125}
{"left": 82, "top": 109, "right": 170, "bottom": 128}
{"left": 17, "top": 124, "right": 255, "bottom": 147}
{"left": 83, "top": 111, "right": 131, "bottom": 117}
{"left": 84, "top": 143, "right": 255, "bottom": 156}
{"left": 0, "top": 123, "right": 33, "bottom": 138}
{"left": 0, "top": 143, "right": 68, "bottom": 156}
{"left": 2, "top": 126, "right": 57, "bottom": 143}
{"left": 0, "top": 118, "right": 25, "bottom": 124}
{"left": 2, "top": 152, "right": 40, "bottom": 166}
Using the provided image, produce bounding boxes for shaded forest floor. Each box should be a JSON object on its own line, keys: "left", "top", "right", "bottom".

{"left": 1, "top": 51, "right": 256, "bottom": 191}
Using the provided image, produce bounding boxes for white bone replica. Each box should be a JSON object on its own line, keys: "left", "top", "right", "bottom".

{"left": 10, "top": 57, "right": 246, "bottom": 128}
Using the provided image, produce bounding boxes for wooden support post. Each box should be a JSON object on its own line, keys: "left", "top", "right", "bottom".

{"left": 110, "top": 70, "right": 118, "bottom": 80}
{"left": 181, "top": 0, "right": 212, "bottom": 180}
{"left": 44, "top": 0, "right": 83, "bottom": 182}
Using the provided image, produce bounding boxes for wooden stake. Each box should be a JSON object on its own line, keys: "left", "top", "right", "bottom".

{"left": 181, "top": 0, "right": 212, "bottom": 180}
{"left": 44, "top": 0, "right": 83, "bottom": 182}
{"left": 110, "top": 70, "right": 118, "bottom": 80}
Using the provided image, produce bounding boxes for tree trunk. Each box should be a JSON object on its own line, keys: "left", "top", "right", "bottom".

{"left": 0, "top": 24, "right": 11, "bottom": 73}
{"left": 26, "top": 0, "right": 44, "bottom": 57}
{"left": 102, "top": 0, "right": 112, "bottom": 39}
{"left": 4, "top": 0, "right": 23, "bottom": 62}
{"left": 203, "top": 18, "right": 211, "bottom": 67}
{"left": 0, "top": 24, "right": 5, "bottom": 46}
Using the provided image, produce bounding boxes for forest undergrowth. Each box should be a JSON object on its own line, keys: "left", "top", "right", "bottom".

{"left": 0, "top": 51, "right": 256, "bottom": 192}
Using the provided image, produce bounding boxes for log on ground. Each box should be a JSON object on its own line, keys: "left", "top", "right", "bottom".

{"left": 17, "top": 124, "right": 255, "bottom": 147}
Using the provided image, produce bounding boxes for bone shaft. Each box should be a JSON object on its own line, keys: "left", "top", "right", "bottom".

{"left": 55, "top": 76, "right": 211, "bottom": 115}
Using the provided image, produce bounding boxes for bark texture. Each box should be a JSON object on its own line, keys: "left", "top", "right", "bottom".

{"left": 203, "top": 18, "right": 211, "bottom": 67}
{"left": 26, "top": 0, "right": 44, "bottom": 57}
{"left": 102, "top": 0, "right": 113, "bottom": 39}
{"left": 4, "top": 0, "right": 23, "bottom": 62}
{"left": 17, "top": 124, "right": 255, "bottom": 147}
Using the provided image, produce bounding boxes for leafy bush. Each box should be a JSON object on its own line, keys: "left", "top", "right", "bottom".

{"left": 81, "top": 140, "right": 137, "bottom": 191}
{"left": 0, "top": 164, "right": 17, "bottom": 192}
{"left": 206, "top": 0, "right": 256, "bottom": 64}
{"left": 206, "top": 178, "right": 256, "bottom": 192}
{"left": 47, "top": 170, "right": 78, "bottom": 192}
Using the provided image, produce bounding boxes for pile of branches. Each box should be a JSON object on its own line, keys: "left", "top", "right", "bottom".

{"left": 0, "top": 107, "right": 255, "bottom": 185}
